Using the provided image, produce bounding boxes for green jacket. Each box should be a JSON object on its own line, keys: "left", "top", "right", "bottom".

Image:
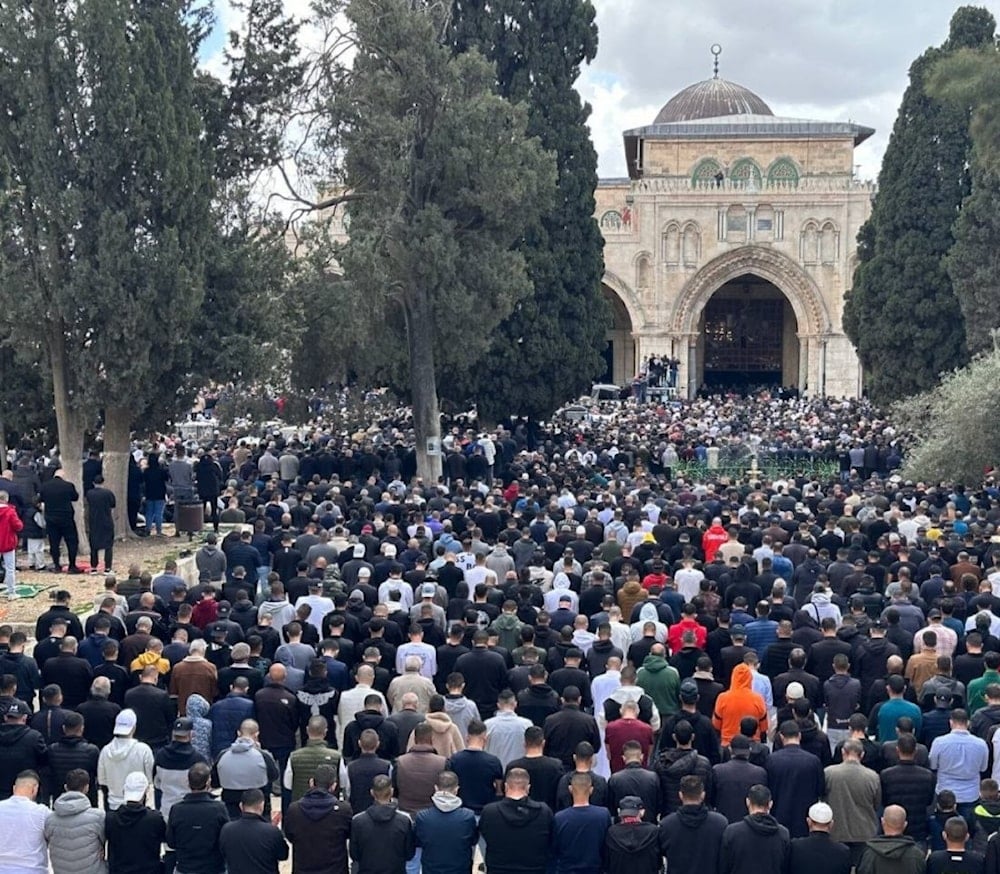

{"left": 490, "top": 613, "right": 524, "bottom": 653}
{"left": 968, "top": 669, "right": 1000, "bottom": 714}
{"left": 637, "top": 654, "right": 680, "bottom": 717}
{"left": 288, "top": 739, "right": 341, "bottom": 802}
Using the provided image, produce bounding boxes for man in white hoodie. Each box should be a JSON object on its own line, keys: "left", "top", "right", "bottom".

{"left": 97, "top": 709, "right": 154, "bottom": 810}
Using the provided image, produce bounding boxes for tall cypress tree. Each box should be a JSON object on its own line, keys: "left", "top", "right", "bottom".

{"left": 843, "top": 6, "right": 995, "bottom": 403}
{"left": 449, "top": 0, "right": 608, "bottom": 423}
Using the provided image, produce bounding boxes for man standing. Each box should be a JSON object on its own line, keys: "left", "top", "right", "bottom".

{"left": 166, "top": 762, "right": 230, "bottom": 874}
{"left": 0, "top": 701, "right": 47, "bottom": 799}
{"left": 104, "top": 772, "right": 165, "bottom": 874}
{"left": 658, "top": 774, "right": 728, "bottom": 874}
{"left": 215, "top": 719, "right": 280, "bottom": 821}
{"left": 282, "top": 763, "right": 353, "bottom": 874}
{"left": 484, "top": 690, "right": 533, "bottom": 769}
{"left": 43, "top": 768, "right": 105, "bottom": 874}
{"left": 413, "top": 770, "right": 478, "bottom": 874}
{"left": 551, "top": 772, "right": 611, "bottom": 874}
{"left": 349, "top": 774, "right": 416, "bottom": 874}
{"left": 543, "top": 686, "right": 601, "bottom": 770}
{"left": 0, "top": 491, "right": 24, "bottom": 598}
{"left": 857, "top": 805, "right": 927, "bottom": 874}
{"left": 824, "top": 739, "right": 882, "bottom": 868}
{"left": 445, "top": 720, "right": 503, "bottom": 818}
{"left": 0, "top": 771, "right": 51, "bottom": 874}
{"left": 393, "top": 722, "right": 446, "bottom": 874}
{"left": 766, "top": 720, "right": 825, "bottom": 838}
{"left": 39, "top": 469, "right": 80, "bottom": 573}
{"left": 85, "top": 476, "right": 116, "bottom": 574}
{"left": 712, "top": 734, "right": 769, "bottom": 824}
{"left": 929, "top": 710, "right": 989, "bottom": 819}
{"left": 605, "top": 795, "right": 661, "bottom": 874}
{"left": 789, "top": 802, "right": 852, "bottom": 874}
{"left": 218, "top": 788, "right": 289, "bottom": 874}
{"left": 719, "top": 784, "right": 791, "bottom": 874}
{"left": 153, "top": 717, "right": 208, "bottom": 822}
{"left": 480, "top": 768, "right": 554, "bottom": 874}
{"left": 927, "top": 817, "right": 983, "bottom": 874}
{"left": 455, "top": 631, "right": 508, "bottom": 720}
{"left": 97, "top": 709, "right": 154, "bottom": 810}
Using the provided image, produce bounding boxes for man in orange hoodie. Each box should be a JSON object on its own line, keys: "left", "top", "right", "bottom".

{"left": 712, "top": 663, "right": 768, "bottom": 746}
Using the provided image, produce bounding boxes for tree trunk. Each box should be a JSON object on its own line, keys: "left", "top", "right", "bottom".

{"left": 103, "top": 404, "right": 136, "bottom": 541}
{"left": 403, "top": 289, "right": 443, "bottom": 484}
{"left": 48, "top": 325, "right": 86, "bottom": 496}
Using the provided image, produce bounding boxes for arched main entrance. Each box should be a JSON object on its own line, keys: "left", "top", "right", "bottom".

{"left": 696, "top": 274, "right": 798, "bottom": 390}
{"left": 602, "top": 283, "right": 635, "bottom": 386}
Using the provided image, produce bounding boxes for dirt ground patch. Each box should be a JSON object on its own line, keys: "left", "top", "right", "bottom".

{"left": 3, "top": 523, "right": 202, "bottom": 628}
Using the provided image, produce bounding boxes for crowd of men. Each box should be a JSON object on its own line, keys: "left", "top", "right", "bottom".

{"left": 0, "top": 393, "right": 999, "bottom": 874}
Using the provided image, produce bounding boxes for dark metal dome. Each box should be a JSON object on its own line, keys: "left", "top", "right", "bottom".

{"left": 654, "top": 77, "right": 773, "bottom": 124}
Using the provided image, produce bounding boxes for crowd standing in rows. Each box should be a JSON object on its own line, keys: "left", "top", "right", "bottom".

{"left": 0, "top": 393, "right": 997, "bottom": 874}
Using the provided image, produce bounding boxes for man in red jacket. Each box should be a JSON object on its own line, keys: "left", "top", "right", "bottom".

{"left": 702, "top": 518, "right": 729, "bottom": 564}
{"left": 0, "top": 491, "right": 24, "bottom": 599}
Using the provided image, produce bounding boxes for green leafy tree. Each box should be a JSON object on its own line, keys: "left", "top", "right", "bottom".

{"left": 313, "top": 0, "right": 555, "bottom": 481}
{"left": 895, "top": 338, "right": 1000, "bottom": 484}
{"left": 448, "top": 0, "right": 608, "bottom": 422}
{"left": 942, "top": 158, "right": 1000, "bottom": 356}
{"left": 0, "top": 0, "right": 302, "bottom": 536}
{"left": 843, "top": 6, "right": 995, "bottom": 403}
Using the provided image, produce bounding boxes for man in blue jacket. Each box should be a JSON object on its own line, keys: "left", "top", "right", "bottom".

{"left": 414, "top": 770, "right": 478, "bottom": 874}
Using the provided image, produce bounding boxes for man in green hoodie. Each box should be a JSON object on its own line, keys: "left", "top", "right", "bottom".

{"left": 637, "top": 644, "right": 680, "bottom": 718}
{"left": 857, "top": 804, "right": 927, "bottom": 874}
{"left": 967, "top": 653, "right": 1000, "bottom": 715}
{"left": 490, "top": 602, "right": 525, "bottom": 654}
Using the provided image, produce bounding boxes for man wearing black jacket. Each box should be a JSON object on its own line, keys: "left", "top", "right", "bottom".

{"left": 124, "top": 665, "right": 176, "bottom": 750}
{"left": 712, "top": 735, "right": 769, "bottom": 823}
{"left": 542, "top": 687, "right": 600, "bottom": 770}
{"left": 608, "top": 740, "right": 660, "bottom": 824}
{"left": 719, "top": 783, "right": 791, "bottom": 874}
{"left": 654, "top": 721, "right": 713, "bottom": 816}
{"left": 0, "top": 700, "right": 46, "bottom": 800}
{"left": 219, "top": 788, "right": 289, "bottom": 874}
{"left": 349, "top": 774, "right": 415, "bottom": 874}
{"left": 790, "top": 802, "right": 852, "bottom": 874}
{"left": 105, "top": 772, "right": 165, "bottom": 874}
{"left": 479, "top": 768, "right": 553, "bottom": 874}
{"left": 658, "top": 775, "right": 728, "bottom": 874}
{"left": 166, "top": 762, "right": 230, "bottom": 874}
{"left": 659, "top": 679, "right": 722, "bottom": 764}
{"left": 282, "top": 763, "right": 353, "bottom": 874}
{"left": 47, "top": 711, "right": 99, "bottom": 806}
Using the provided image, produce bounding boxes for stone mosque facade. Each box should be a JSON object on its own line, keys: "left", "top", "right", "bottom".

{"left": 595, "top": 62, "right": 875, "bottom": 398}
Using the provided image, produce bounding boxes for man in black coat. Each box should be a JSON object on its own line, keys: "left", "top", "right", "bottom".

{"left": 712, "top": 734, "right": 769, "bottom": 823}
{"left": 349, "top": 774, "right": 415, "bottom": 874}
{"left": 765, "top": 720, "right": 825, "bottom": 839}
{"left": 0, "top": 700, "right": 47, "bottom": 800}
{"left": 282, "top": 763, "right": 352, "bottom": 874}
{"left": 879, "top": 733, "right": 936, "bottom": 844}
{"left": 41, "top": 637, "right": 93, "bottom": 709}
{"left": 77, "top": 677, "right": 122, "bottom": 749}
{"left": 219, "top": 788, "right": 289, "bottom": 874}
{"left": 85, "top": 476, "right": 116, "bottom": 573}
{"left": 455, "top": 632, "right": 509, "bottom": 719}
{"left": 789, "top": 801, "right": 852, "bottom": 874}
{"left": 124, "top": 665, "right": 176, "bottom": 749}
{"left": 654, "top": 721, "right": 713, "bottom": 816}
{"left": 479, "top": 768, "right": 553, "bottom": 874}
{"left": 542, "top": 687, "right": 601, "bottom": 770}
{"left": 719, "top": 783, "right": 791, "bottom": 874}
{"left": 35, "top": 591, "right": 85, "bottom": 642}
{"left": 608, "top": 740, "right": 660, "bottom": 823}
{"left": 658, "top": 775, "right": 729, "bottom": 874}
{"left": 46, "top": 711, "right": 99, "bottom": 805}
{"left": 39, "top": 469, "right": 81, "bottom": 572}
{"left": 166, "top": 762, "right": 230, "bottom": 874}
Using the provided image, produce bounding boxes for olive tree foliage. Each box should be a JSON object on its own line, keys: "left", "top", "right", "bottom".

{"left": 895, "top": 335, "right": 1000, "bottom": 484}
{"left": 303, "top": 0, "right": 556, "bottom": 482}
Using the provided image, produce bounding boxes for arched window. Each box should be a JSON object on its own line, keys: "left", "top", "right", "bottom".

{"left": 800, "top": 221, "right": 820, "bottom": 264}
{"left": 636, "top": 254, "right": 651, "bottom": 290}
{"left": 599, "top": 210, "right": 623, "bottom": 231}
{"left": 767, "top": 158, "right": 800, "bottom": 188}
{"left": 682, "top": 223, "right": 700, "bottom": 267}
{"left": 692, "top": 158, "right": 723, "bottom": 188}
{"left": 662, "top": 223, "right": 681, "bottom": 265}
{"left": 820, "top": 221, "right": 839, "bottom": 264}
{"left": 729, "top": 158, "right": 762, "bottom": 189}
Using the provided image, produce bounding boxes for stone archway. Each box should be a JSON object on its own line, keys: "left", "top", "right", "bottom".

{"left": 670, "top": 246, "right": 831, "bottom": 337}
{"left": 601, "top": 282, "right": 636, "bottom": 386}
{"left": 670, "top": 247, "right": 832, "bottom": 396}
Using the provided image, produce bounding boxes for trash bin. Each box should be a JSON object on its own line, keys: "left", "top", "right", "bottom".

{"left": 175, "top": 502, "right": 204, "bottom": 535}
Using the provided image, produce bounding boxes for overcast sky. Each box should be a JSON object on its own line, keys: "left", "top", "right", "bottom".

{"left": 202, "top": 0, "right": 1000, "bottom": 183}
{"left": 578, "top": 0, "right": 1000, "bottom": 180}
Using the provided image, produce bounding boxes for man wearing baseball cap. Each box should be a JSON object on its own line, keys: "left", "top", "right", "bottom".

{"left": 105, "top": 772, "right": 166, "bottom": 874}
{"left": 153, "top": 717, "right": 209, "bottom": 821}
{"left": 789, "top": 801, "right": 851, "bottom": 874}
{"left": 605, "top": 795, "right": 660, "bottom": 874}
{"left": 97, "top": 709, "right": 154, "bottom": 810}
{"left": 0, "top": 701, "right": 45, "bottom": 800}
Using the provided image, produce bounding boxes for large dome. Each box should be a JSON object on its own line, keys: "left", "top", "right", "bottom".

{"left": 654, "top": 77, "right": 773, "bottom": 124}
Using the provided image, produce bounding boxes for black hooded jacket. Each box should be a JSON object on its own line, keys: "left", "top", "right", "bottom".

{"left": 654, "top": 747, "right": 712, "bottom": 815}
{"left": 479, "top": 795, "right": 554, "bottom": 874}
{"left": 720, "top": 813, "right": 791, "bottom": 874}
{"left": 105, "top": 802, "right": 167, "bottom": 874}
{"left": 349, "top": 800, "right": 415, "bottom": 874}
{"left": 606, "top": 821, "right": 661, "bottom": 874}
{"left": 282, "top": 789, "right": 354, "bottom": 874}
{"left": 0, "top": 723, "right": 46, "bottom": 799}
{"left": 658, "top": 802, "right": 729, "bottom": 874}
